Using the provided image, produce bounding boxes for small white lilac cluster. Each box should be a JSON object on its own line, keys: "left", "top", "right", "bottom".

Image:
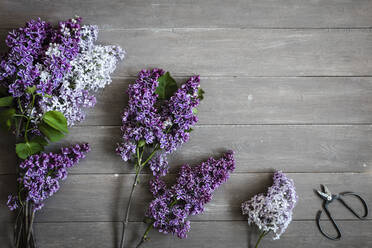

{"left": 39, "top": 24, "right": 125, "bottom": 126}
{"left": 241, "top": 171, "right": 298, "bottom": 240}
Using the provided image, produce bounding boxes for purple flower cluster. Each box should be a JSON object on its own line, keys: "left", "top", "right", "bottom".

{"left": 146, "top": 151, "right": 235, "bottom": 238}
{"left": 1, "top": 17, "right": 81, "bottom": 97}
{"left": 7, "top": 143, "right": 90, "bottom": 211}
{"left": 116, "top": 68, "right": 202, "bottom": 176}
{"left": 241, "top": 171, "right": 298, "bottom": 239}
{"left": 0, "top": 17, "right": 124, "bottom": 126}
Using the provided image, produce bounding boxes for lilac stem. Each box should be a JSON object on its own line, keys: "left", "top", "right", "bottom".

{"left": 119, "top": 145, "right": 159, "bottom": 248}
{"left": 255, "top": 231, "right": 268, "bottom": 248}
{"left": 135, "top": 221, "right": 154, "bottom": 248}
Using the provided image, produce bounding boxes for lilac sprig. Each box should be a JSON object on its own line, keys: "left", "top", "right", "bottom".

{"left": 241, "top": 171, "right": 298, "bottom": 247}
{"left": 116, "top": 69, "right": 204, "bottom": 248}
{"left": 135, "top": 151, "right": 235, "bottom": 247}
{"left": 1, "top": 17, "right": 125, "bottom": 129}
{"left": 116, "top": 69, "right": 202, "bottom": 177}
{"left": 7, "top": 143, "right": 90, "bottom": 211}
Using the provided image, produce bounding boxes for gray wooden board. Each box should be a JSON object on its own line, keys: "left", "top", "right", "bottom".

{"left": 95, "top": 29, "right": 372, "bottom": 77}
{"left": 80, "top": 77, "right": 372, "bottom": 126}
{"left": 1, "top": 0, "right": 372, "bottom": 29}
{"left": 1, "top": 220, "right": 372, "bottom": 248}
{"left": 1, "top": 173, "right": 371, "bottom": 223}
{"left": 1, "top": 29, "right": 372, "bottom": 77}
{"left": 1, "top": 0, "right": 372, "bottom": 247}
{"left": 2, "top": 125, "right": 372, "bottom": 174}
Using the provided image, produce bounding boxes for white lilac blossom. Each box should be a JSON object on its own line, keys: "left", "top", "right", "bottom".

{"left": 241, "top": 171, "right": 298, "bottom": 245}
{"left": 39, "top": 25, "right": 125, "bottom": 126}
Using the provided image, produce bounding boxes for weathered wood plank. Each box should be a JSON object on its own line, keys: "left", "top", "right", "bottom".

{"left": 82, "top": 77, "right": 372, "bottom": 126}
{"left": 0, "top": 222, "right": 122, "bottom": 248}
{"left": 0, "top": 0, "right": 372, "bottom": 29}
{"left": 2, "top": 125, "right": 372, "bottom": 174}
{"left": 2, "top": 220, "right": 372, "bottom": 248}
{"left": 125, "top": 220, "right": 372, "bottom": 248}
{"left": 1, "top": 29, "right": 372, "bottom": 76}
{"left": 1, "top": 173, "right": 371, "bottom": 222}
{"left": 95, "top": 29, "right": 372, "bottom": 77}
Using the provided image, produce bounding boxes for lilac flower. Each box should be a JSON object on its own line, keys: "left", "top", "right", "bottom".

{"left": 116, "top": 69, "right": 202, "bottom": 176}
{"left": 7, "top": 195, "right": 18, "bottom": 211}
{"left": 148, "top": 152, "right": 169, "bottom": 177}
{"left": 146, "top": 151, "right": 235, "bottom": 239}
{"left": 0, "top": 17, "right": 125, "bottom": 127}
{"left": 241, "top": 171, "right": 298, "bottom": 240}
{"left": 7, "top": 143, "right": 90, "bottom": 211}
{"left": 1, "top": 17, "right": 81, "bottom": 97}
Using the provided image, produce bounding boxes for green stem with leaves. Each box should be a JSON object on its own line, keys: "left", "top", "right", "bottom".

{"left": 119, "top": 144, "right": 160, "bottom": 248}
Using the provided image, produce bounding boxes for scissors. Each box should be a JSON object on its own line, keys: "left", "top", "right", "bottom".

{"left": 315, "top": 184, "right": 368, "bottom": 240}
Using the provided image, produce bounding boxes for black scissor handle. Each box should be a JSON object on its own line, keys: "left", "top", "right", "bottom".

{"left": 339, "top": 192, "right": 369, "bottom": 219}
{"left": 316, "top": 206, "right": 342, "bottom": 240}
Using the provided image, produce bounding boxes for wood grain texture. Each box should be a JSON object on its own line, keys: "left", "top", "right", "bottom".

{"left": 95, "top": 29, "right": 372, "bottom": 77}
{"left": 0, "top": 0, "right": 371, "bottom": 247}
{"left": 79, "top": 77, "right": 372, "bottom": 126}
{"left": 2, "top": 220, "right": 372, "bottom": 248}
{"left": 2, "top": 125, "right": 372, "bottom": 174}
{"left": 2, "top": 29, "right": 372, "bottom": 77}
{"left": 1, "top": 173, "right": 371, "bottom": 223}
{"left": 1, "top": 0, "right": 372, "bottom": 29}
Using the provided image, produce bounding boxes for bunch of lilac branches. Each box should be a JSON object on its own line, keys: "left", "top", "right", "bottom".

{"left": 241, "top": 171, "right": 298, "bottom": 248}
{"left": 116, "top": 68, "right": 204, "bottom": 247}
{"left": 0, "top": 16, "right": 124, "bottom": 248}
{"left": 135, "top": 151, "right": 235, "bottom": 247}
{"left": 7, "top": 144, "right": 90, "bottom": 247}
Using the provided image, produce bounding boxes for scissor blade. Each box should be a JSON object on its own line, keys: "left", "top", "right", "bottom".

{"left": 317, "top": 190, "right": 330, "bottom": 201}
{"left": 322, "top": 184, "right": 332, "bottom": 196}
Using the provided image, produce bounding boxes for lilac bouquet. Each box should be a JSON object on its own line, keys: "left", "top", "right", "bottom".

{"left": 241, "top": 171, "right": 298, "bottom": 248}
{"left": 0, "top": 17, "right": 124, "bottom": 247}
{"left": 136, "top": 151, "right": 235, "bottom": 247}
{"left": 116, "top": 68, "right": 204, "bottom": 247}
{"left": 7, "top": 144, "right": 90, "bottom": 247}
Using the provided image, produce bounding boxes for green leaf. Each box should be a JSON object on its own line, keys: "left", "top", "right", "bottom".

{"left": 192, "top": 107, "right": 198, "bottom": 115}
{"left": 197, "top": 87, "right": 205, "bottom": 100}
{"left": 26, "top": 86, "right": 36, "bottom": 94}
{"left": 31, "top": 136, "right": 49, "bottom": 147}
{"left": 185, "top": 128, "right": 194, "bottom": 133}
{"left": 155, "top": 72, "right": 178, "bottom": 100}
{"left": 137, "top": 140, "right": 146, "bottom": 148}
{"left": 0, "top": 96, "right": 13, "bottom": 107}
{"left": 16, "top": 142, "right": 43, "bottom": 159}
{"left": 0, "top": 108, "right": 15, "bottom": 130}
{"left": 42, "top": 111, "right": 68, "bottom": 133}
{"left": 39, "top": 123, "right": 65, "bottom": 142}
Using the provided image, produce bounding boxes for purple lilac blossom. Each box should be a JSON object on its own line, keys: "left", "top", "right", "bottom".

{"left": 7, "top": 143, "right": 90, "bottom": 211}
{"left": 116, "top": 69, "right": 201, "bottom": 176}
{"left": 241, "top": 171, "right": 298, "bottom": 240}
{"left": 0, "top": 17, "right": 125, "bottom": 127}
{"left": 146, "top": 151, "right": 235, "bottom": 238}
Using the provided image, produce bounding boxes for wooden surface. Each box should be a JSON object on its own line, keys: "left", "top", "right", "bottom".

{"left": 1, "top": 0, "right": 372, "bottom": 247}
